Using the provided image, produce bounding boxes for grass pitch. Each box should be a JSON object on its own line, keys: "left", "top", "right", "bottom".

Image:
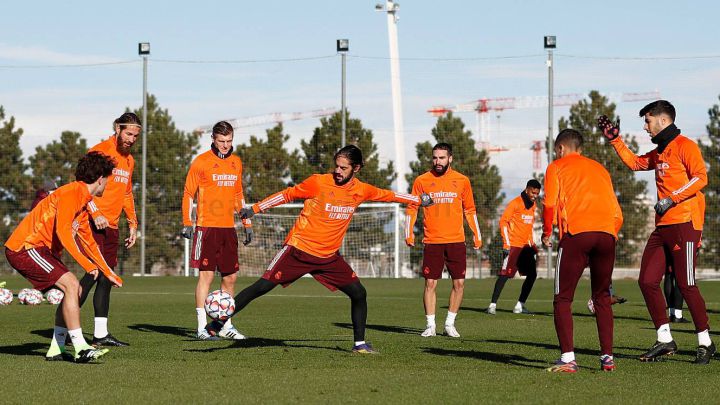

{"left": 0, "top": 275, "right": 718, "bottom": 404}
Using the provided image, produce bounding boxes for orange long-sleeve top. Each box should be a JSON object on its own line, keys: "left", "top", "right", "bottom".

{"left": 610, "top": 135, "right": 706, "bottom": 230}
{"left": 5, "top": 181, "right": 121, "bottom": 285}
{"left": 499, "top": 194, "right": 536, "bottom": 249}
{"left": 182, "top": 150, "right": 250, "bottom": 228}
{"left": 252, "top": 173, "right": 421, "bottom": 258}
{"left": 405, "top": 168, "right": 481, "bottom": 247}
{"left": 542, "top": 152, "right": 623, "bottom": 240}
{"left": 86, "top": 136, "right": 137, "bottom": 229}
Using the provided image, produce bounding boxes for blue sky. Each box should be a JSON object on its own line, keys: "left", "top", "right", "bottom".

{"left": 2, "top": 0, "right": 719, "bottom": 192}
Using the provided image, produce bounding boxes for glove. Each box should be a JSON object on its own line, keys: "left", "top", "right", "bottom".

{"left": 419, "top": 193, "right": 434, "bottom": 207}
{"left": 654, "top": 197, "right": 674, "bottom": 216}
{"left": 239, "top": 207, "right": 255, "bottom": 220}
{"left": 180, "top": 226, "right": 193, "bottom": 239}
{"left": 243, "top": 227, "right": 253, "bottom": 246}
{"left": 502, "top": 248, "right": 510, "bottom": 256}
{"left": 597, "top": 115, "right": 620, "bottom": 141}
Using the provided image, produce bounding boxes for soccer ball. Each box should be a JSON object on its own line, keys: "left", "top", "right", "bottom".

{"left": 45, "top": 289, "right": 64, "bottom": 305}
{"left": 204, "top": 290, "right": 235, "bottom": 320}
{"left": 19, "top": 288, "right": 43, "bottom": 305}
{"left": 0, "top": 288, "right": 13, "bottom": 305}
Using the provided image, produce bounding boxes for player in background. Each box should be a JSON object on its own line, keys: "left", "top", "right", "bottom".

{"left": 599, "top": 100, "right": 714, "bottom": 364}
{"left": 205, "top": 145, "right": 434, "bottom": 353}
{"left": 487, "top": 179, "right": 541, "bottom": 315}
{"left": 542, "top": 129, "right": 623, "bottom": 373}
{"left": 664, "top": 265, "right": 687, "bottom": 323}
{"left": 405, "top": 143, "right": 481, "bottom": 338}
{"left": 4, "top": 152, "right": 121, "bottom": 362}
{"left": 181, "top": 121, "right": 252, "bottom": 341}
{"left": 30, "top": 179, "right": 58, "bottom": 210}
{"left": 77, "top": 112, "right": 140, "bottom": 347}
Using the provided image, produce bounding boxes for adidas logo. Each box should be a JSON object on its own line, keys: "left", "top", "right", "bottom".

{"left": 673, "top": 244, "right": 681, "bottom": 251}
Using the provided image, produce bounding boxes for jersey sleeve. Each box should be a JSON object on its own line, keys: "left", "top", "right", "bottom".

{"left": 253, "top": 175, "right": 320, "bottom": 213}
{"left": 234, "top": 160, "right": 251, "bottom": 228}
{"left": 362, "top": 184, "right": 421, "bottom": 205}
{"left": 182, "top": 161, "right": 201, "bottom": 226}
{"left": 461, "top": 178, "right": 481, "bottom": 248}
{"left": 404, "top": 179, "right": 422, "bottom": 245}
{"left": 123, "top": 165, "right": 138, "bottom": 229}
{"left": 670, "top": 142, "right": 708, "bottom": 204}
{"left": 542, "top": 163, "right": 560, "bottom": 238}
{"left": 610, "top": 137, "right": 654, "bottom": 171}
{"left": 55, "top": 198, "right": 100, "bottom": 273}
{"left": 499, "top": 199, "right": 515, "bottom": 249}
{"left": 75, "top": 211, "right": 123, "bottom": 286}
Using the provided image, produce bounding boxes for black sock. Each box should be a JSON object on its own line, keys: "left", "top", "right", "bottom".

{"left": 518, "top": 270, "right": 537, "bottom": 303}
{"left": 491, "top": 276, "right": 510, "bottom": 304}
{"left": 339, "top": 282, "right": 367, "bottom": 342}
{"left": 93, "top": 273, "right": 112, "bottom": 318}
{"left": 78, "top": 272, "right": 96, "bottom": 308}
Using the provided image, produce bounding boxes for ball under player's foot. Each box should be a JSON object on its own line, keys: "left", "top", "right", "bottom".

{"left": 444, "top": 324, "right": 460, "bottom": 338}
{"left": 352, "top": 342, "right": 378, "bottom": 354}
{"left": 546, "top": 359, "right": 578, "bottom": 373}
{"left": 600, "top": 355, "right": 615, "bottom": 371}
{"left": 219, "top": 325, "right": 246, "bottom": 340}
{"left": 638, "top": 340, "right": 677, "bottom": 362}
{"left": 693, "top": 343, "right": 716, "bottom": 365}
{"left": 92, "top": 333, "right": 129, "bottom": 347}
{"left": 74, "top": 345, "right": 109, "bottom": 363}
{"left": 205, "top": 319, "right": 226, "bottom": 337}
{"left": 420, "top": 325, "right": 436, "bottom": 337}
{"left": 196, "top": 330, "right": 221, "bottom": 341}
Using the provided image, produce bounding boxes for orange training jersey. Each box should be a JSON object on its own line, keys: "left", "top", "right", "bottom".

{"left": 610, "top": 135, "right": 706, "bottom": 230}
{"left": 182, "top": 150, "right": 250, "bottom": 228}
{"left": 5, "top": 182, "right": 118, "bottom": 282}
{"left": 405, "top": 168, "right": 481, "bottom": 247}
{"left": 543, "top": 152, "right": 623, "bottom": 240}
{"left": 252, "top": 174, "right": 420, "bottom": 258}
{"left": 87, "top": 136, "right": 137, "bottom": 229}
{"left": 499, "top": 194, "right": 536, "bottom": 249}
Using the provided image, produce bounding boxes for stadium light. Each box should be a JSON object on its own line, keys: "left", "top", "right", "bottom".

{"left": 138, "top": 42, "right": 149, "bottom": 276}
{"left": 337, "top": 39, "right": 349, "bottom": 147}
{"left": 544, "top": 35, "right": 556, "bottom": 49}
{"left": 138, "top": 42, "right": 151, "bottom": 55}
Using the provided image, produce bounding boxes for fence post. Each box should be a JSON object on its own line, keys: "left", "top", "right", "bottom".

{"left": 394, "top": 203, "right": 400, "bottom": 278}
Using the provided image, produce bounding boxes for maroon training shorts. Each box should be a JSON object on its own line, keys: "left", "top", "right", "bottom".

{"left": 499, "top": 246, "right": 537, "bottom": 277}
{"left": 421, "top": 242, "right": 467, "bottom": 280}
{"left": 90, "top": 222, "right": 120, "bottom": 268}
{"left": 190, "top": 227, "right": 239, "bottom": 275}
{"left": 261, "top": 245, "right": 359, "bottom": 291}
{"left": 5, "top": 247, "right": 69, "bottom": 292}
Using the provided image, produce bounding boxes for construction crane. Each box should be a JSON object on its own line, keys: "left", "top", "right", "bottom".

{"left": 194, "top": 107, "right": 338, "bottom": 135}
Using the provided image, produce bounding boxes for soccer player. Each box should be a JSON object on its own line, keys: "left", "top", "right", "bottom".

{"left": 181, "top": 121, "right": 252, "bottom": 341}
{"left": 599, "top": 100, "right": 715, "bottom": 364}
{"left": 542, "top": 129, "right": 623, "bottom": 373}
{"left": 405, "top": 143, "right": 481, "bottom": 338}
{"left": 487, "top": 179, "right": 541, "bottom": 315}
{"left": 77, "top": 112, "right": 140, "bottom": 347}
{"left": 205, "top": 145, "right": 433, "bottom": 353}
{"left": 4, "top": 152, "right": 121, "bottom": 363}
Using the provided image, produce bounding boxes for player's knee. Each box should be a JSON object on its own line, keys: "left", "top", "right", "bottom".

{"left": 223, "top": 272, "right": 238, "bottom": 284}
{"left": 343, "top": 282, "right": 366, "bottom": 302}
{"left": 424, "top": 279, "right": 438, "bottom": 291}
{"left": 59, "top": 274, "right": 80, "bottom": 295}
{"left": 638, "top": 277, "right": 656, "bottom": 291}
{"left": 452, "top": 280, "right": 465, "bottom": 291}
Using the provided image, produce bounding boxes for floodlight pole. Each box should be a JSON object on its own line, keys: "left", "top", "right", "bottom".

{"left": 337, "top": 39, "right": 349, "bottom": 147}
{"left": 139, "top": 43, "right": 150, "bottom": 276}
{"left": 545, "top": 36, "right": 556, "bottom": 279}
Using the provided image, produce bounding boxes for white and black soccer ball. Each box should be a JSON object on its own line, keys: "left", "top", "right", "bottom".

{"left": 0, "top": 288, "right": 13, "bottom": 305}
{"left": 19, "top": 288, "right": 43, "bottom": 305}
{"left": 204, "top": 290, "right": 235, "bottom": 320}
{"left": 45, "top": 289, "right": 64, "bottom": 305}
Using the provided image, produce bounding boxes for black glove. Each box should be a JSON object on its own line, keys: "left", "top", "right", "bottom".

{"left": 654, "top": 197, "right": 674, "bottom": 216}
{"left": 243, "top": 227, "right": 253, "bottom": 246}
{"left": 502, "top": 249, "right": 510, "bottom": 257}
{"left": 180, "top": 226, "right": 193, "bottom": 239}
{"left": 597, "top": 115, "right": 620, "bottom": 141}
{"left": 420, "top": 193, "right": 434, "bottom": 207}
{"left": 239, "top": 207, "right": 255, "bottom": 220}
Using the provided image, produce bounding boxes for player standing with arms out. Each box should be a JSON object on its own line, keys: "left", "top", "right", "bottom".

{"left": 206, "top": 145, "right": 433, "bottom": 353}
{"left": 542, "top": 129, "right": 623, "bottom": 373}
{"left": 4, "top": 152, "right": 121, "bottom": 362}
{"left": 181, "top": 121, "right": 252, "bottom": 341}
{"left": 599, "top": 100, "right": 714, "bottom": 364}
{"left": 487, "top": 179, "right": 541, "bottom": 315}
{"left": 78, "top": 112, "right": 140, "bottom": 347}
{"left": 405, "top": 143, "right": 481, "bottom": 338}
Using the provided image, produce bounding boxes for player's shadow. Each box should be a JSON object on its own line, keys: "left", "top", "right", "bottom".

{"left": 184, "top": 337, "right": 347, "bottom": 353}
{"left": 459, "top": 306, "right": 553, "bottom": 316}
{"left": 421, "top": 347, "right": 546, "bottom": 369}
{"left": 486, "top": 338, "right": 637, "bottom": 360}
{"left": 0, "top": 342, "right": 48, "bottom": 357}
{"left": 333, "top": 322, "right": 423, "bottom": 335}
{"left": 668, "top": 328, "right": 720, "bottom": 337}
{"left": 571, "top": 312, "right": 650, "bottom": 322}
{"left": 30, "top": 328, "right": 54, "bottom": 339}
{"left": 128, "top": 323, "right": 195, "bottom": 338}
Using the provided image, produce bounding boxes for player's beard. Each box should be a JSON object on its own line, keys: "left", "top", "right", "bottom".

{"left": 334, "top": 172, "right": 355, "bottom": 186}
{"left": 116, "top": 136, "right": 133, "bottom": 155}
{"left": 432, "top": 163, "right": 449, "bottom": 176}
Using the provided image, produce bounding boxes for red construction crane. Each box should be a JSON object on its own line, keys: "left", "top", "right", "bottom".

{"left": 194, "top": 107, "right": 338, "bottom": 135}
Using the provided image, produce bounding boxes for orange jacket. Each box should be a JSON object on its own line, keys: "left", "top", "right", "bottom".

{"left": 87, "top": 136, "right": 137, "bottom": 229}
{"left": 182, "top": 150, "right": 250, "bottom": 228}
{"left": 5, "top": 182, "right": 122, "bottom": 285}
{"left": 405, "top": 168, "right": 481, "bottom": 247}
{"left": 543, "top": 152, "right": 623, "bottom": 240}
{"left": 252, "top": 174, "right": 421, "bottom": 258}
{"left": 610, "top": 135, "right": 706, "bottom": 230}
{"left": 499, "top": 194, "right": 536, "bottom": 249}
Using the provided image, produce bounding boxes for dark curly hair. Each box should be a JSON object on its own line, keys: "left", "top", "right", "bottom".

{"left": 75, "top": 151, "right": 116, "bottom": 184}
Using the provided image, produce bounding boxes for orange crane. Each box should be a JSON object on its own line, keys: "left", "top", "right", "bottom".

{"left": 194, "top": 107, "right": 338, "bottom": 135}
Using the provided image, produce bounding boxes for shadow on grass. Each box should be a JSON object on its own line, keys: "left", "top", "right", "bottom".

{"left": 333, "top": 322, "right": 423, "bottom": 335}
{"left": 459, "top": 306, "right": 553, "bottom": 316}
{"left": 0, "top": 342, "right": 47, "bottom": 357}
{"left": 128, "top": 323, "right": 195, "bottom": 338}
{"left": 184, "top": 337, "right": 348, "bottom": 353}
{"left": 421, "top": 347, "right": 546, "bottom": 369}
{"left": 30, "top": 328, "right": 54, "bottom": 339}
{"left": 485, "top": 338, "right": 643, "bottom": 360}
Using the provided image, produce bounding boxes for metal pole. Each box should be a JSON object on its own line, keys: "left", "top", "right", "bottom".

{"left": 546, "top": 48, "right": 554, "bottom": 279}
{"left": 394, "top": 204, "right": 400, "bottom": 278}
{"left": 140, "top": 55, "right": 148, "bottom": 276}
{"left": 385, "top": 1, "right": 406, "bottom": 192}
{"left": 341, "top": 52, "right": 347, "bottom": 147}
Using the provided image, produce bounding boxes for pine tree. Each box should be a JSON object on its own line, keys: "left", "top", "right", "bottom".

{"left": 698, "top": 96, "right": 720, "bottom": 269}
{"left": 235, "top": 123, "right": 292, "bottom": 202}
{"left": 29, "top": 131, "right": 88, "bottom": 187}
{"left": 0, "top": 106, "right": 31, "bottom": 257}
{"left": 558, "top": 91, "right": 649, "bottom": 266}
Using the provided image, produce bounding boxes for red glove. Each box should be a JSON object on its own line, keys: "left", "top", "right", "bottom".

{"left": 597, "top": 115, "right": 620, "bottom": 141}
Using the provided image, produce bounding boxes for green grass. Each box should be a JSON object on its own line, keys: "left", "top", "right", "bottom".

{"left": 0, "top": 275, "right": 718, "bottom": 404}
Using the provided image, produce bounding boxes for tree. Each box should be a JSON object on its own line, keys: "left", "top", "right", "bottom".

{"left": 558, "top": 91, "right": 648, "bottom": 266}
{"left": 290, "top": 111, "right": 396, "bottom": 188}
{"left": 235, "top": 123, "right": 292, "bottom": 202}
{"left": 698, "top": 96, "right": 720, "bottom": 269}
{"left": 29, "top": 131, "right": 88, "bottom": 188}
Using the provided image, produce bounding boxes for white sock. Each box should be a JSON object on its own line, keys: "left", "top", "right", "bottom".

{"left": 698, "top": 330, "right": 712, "bottom": 347}
{"left": 94, "top": 317, "right": 108, "bottom": 338}
{"left": 561, "top": 351, "right": 575, "bottom": 363}
{"left": 488, "top": 303, "right": 497, "bottom": 309}
{"left": 354, "top": 340, "right": 365, "bottom": 346}
{"left": 515, "top": 301, "right": 524, "bottom": 309}
{"left": 674, "top": 309, "right": 683, "bottom": 319}
{"left": 445, "top": 311, "right": 457, "bottom": 326}
{"left": 425, "top": 314, "right": 436, "bottom": 328}
{"left": 221, "top": 317, "right": 233, "bottom": 330}
{"left": 68, "top": 328, "right": 88, "bottom": 348}
{"left": 196, "top": 308, "right": 207, "bottom": 332}
{"left": 657, "top": 323, "right": 673, "bottom": 343}
{"left": 52, "top": 326, "right": 68, "bottom": 349}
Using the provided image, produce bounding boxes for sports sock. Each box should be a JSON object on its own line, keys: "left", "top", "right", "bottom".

{"left": 657, "top": 323, "right": 673, "bottom": 343}
{"left": 426, "top": 314, "right": 436, "bottom": 328}
{"left": 196, "top": 308, "right": 207, "bottom": 332}
{"left": 560, "top": 352, "right": 575, "bottom": 363}
{"left": 488, "top": 303, "right": 497, "bottom": 309}
{"left": 698, "top": 330, "right": 712, "bottom": 347}
{"left": 354, "top": 341, "right": 365, "bottom": 346}
{"left": 68, "top": 328, "right": 89, "bottom": 350}
{"left": 94, "top": 317, "right": 108, "bottom": 338}
{"left": 491, "top": 276, "right": 509, "bottom": 304}
{"left": 674, "top": 309, "right": 683, "bottom": 319}
{"left": 515, "top": 301, "right": 523, "bottom": 310}
{"left": 48, "top": 326, "right": 68, "bottom": 356}
{"left": 221, "top": 318, "right": 234, "bottom": 330}
{"left": 445, "top": 312, "right": 457, "bottom": 326}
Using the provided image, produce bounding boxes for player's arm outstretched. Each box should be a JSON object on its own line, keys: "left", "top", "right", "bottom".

{"left": 361, "top": 183, "right": 433, "bottom": 207}
{"left": 461, "top": 178, "right": 482, "bottom": 249}
{"left": 404, "top": 180, "right": 422, "bottom": 247}
{"left": 239, "top": 175, "right": 321, "bottom": 219}
{"left": 598, "top": 115, "right": 654, "bottom": 171}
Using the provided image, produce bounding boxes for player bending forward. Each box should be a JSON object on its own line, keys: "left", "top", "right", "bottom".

{"left": 206, "top": 145, "right": 433, "bottom": 353}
